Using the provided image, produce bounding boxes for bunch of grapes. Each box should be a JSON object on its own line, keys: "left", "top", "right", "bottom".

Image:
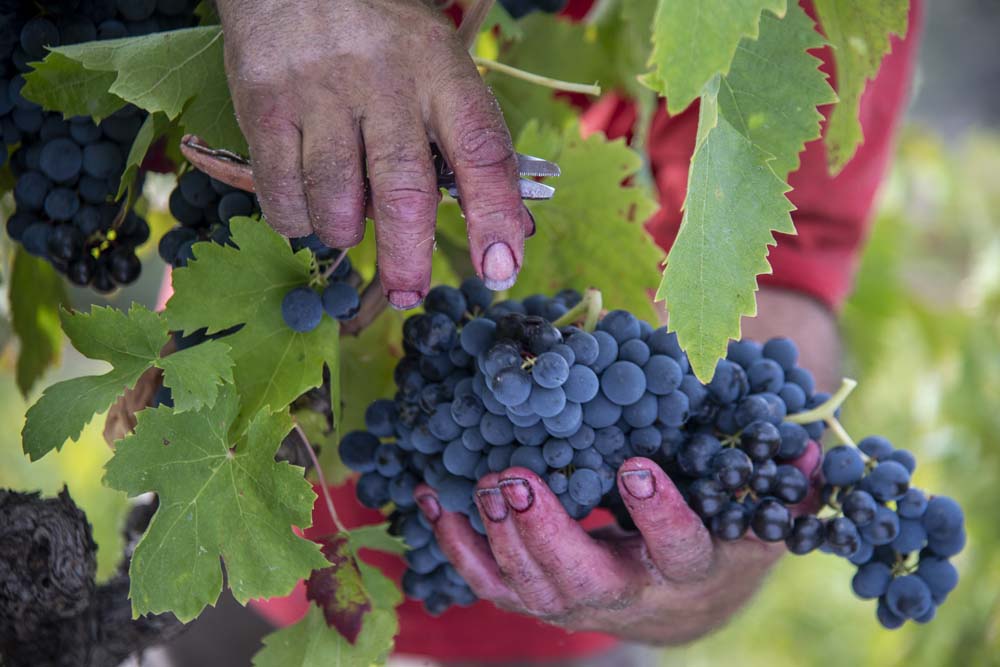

{"left": 823, "top": 440, "right": 964, "bottom": 626}
{"left": 156, "top": 164, "right": 362, "bottom": 332}
{"left": 2, "top": 0, "right": 199, "bottom": 291}
{"left": 338, "top": 281, "right": 965, "bottom": 625}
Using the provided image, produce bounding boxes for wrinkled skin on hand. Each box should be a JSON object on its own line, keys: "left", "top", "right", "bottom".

{"left": 415, "top": 443, "right": 822, "bottom": 645}
{"left": 216, "top": 0, "right": 532, "bottom": 309}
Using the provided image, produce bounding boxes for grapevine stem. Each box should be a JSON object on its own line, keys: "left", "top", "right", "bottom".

{"left": 824, "top": 416, "right": 856, "bottom": 448}
{"left": 785, "top": 378, "right": 858, "bottom": 425}
{"left": 341, "top": 272, "right": 389, "bottom": 337}
{"left": 472, "top": 57, "right": 602, "bottom": 96}
{"left": 320, "top": 250, "right": 349, "bottom": 281}
{"left": 292, "top": 422, "right": 348, "bottom": 534}
{"left": 552, "top": 288, "right": 603, "bottom": 331}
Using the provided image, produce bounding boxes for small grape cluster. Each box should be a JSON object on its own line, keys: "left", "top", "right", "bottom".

{"left": 822, "top": 439, "right": 965, "bottom": 627}
{"left": 156, "top": 164, "right": 362, "bottom": 333}
{"left": 279, "top": 244, "right": 359, "bottom": 333}
{"left": 338, "top": 282, "right": 966, "bottom": 624}
{"left": 2, "top": 0, "right": 199, "bottom": 291}
{"left": 158, "top": 167, "right": 259, "bottom": 267}
{"left": 498, "top": 0, "right": 568, "bottom": 20}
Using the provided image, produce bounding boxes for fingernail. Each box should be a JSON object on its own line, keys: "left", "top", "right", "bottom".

{"left": 416, "top": 494, "right": 441, "bottom": 523}
{"left": 621, "top": 469, "right": 655, "bottom": 500}
{"left": 476, "top": 488, "right": 508, "bottom": 522}
{"left": 498, "top": 478, "right": 533, "bottom": 512}
{"left": 482, "top": 242, "right": 518, "bottom": 291}
{"left": 387, "top": 290, "right": 423, "bottom": 310}
{"left": 524, "top": 206, "right": 536, "bottom": 238}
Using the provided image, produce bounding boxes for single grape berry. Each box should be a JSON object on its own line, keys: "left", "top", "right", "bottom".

{"left": 281, "top": 287, "right": 324, "bottom": 333}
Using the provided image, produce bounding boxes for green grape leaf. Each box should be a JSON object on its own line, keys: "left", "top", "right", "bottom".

{"left": 10, "top": 249, "right": 69, "bottom": 397}
{"left": 659, "top": 5, "right": 834, "bottom": 381}
{"left": 592, "top": 0, "right": 657, "bottom": 99}
{"left": 483, "top": 4, "right": 523, "bottom": 41}
{"left": 104, "top": 389, "right": 327, "bottom": 621}
{"left": 511, "top": 122, "right": 661, "bottom": 322}
{"left": 22, "top": 304, "right": 167, "bottom": 460}
{"left": 253, "top": 561, "right": 401, "bottom": 667}
{"left": 642, "top": 0, "right": 787, "bottom": 114}
{"left": 21, "top": 304, "right": 233, "bottom": 460}
{"left": 156, "top": 339, "right": 234, "bottom": 412}
{"left": 47, "top": 27, "right": 246, "bottom": 153}
{"left": 346, "top": 524, "right": 408, "bottom": 556}
{"left": 813, "top": 0, "right": 909, "bottom": 173}
{"left": 716, "top": 6, "right": 837, "bottom": 178}
{"left": 116, "top": 112, "right": 171, "bottom": 200}
{"left": 165, "top": 218, "right": 339, "bottom": 430}
{"left": 21, "top": 51, "right": 124, "bottom": 120}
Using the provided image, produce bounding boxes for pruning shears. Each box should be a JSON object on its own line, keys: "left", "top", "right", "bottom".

{"left": 179, "top": 135, "right": 560, "bottom": 201}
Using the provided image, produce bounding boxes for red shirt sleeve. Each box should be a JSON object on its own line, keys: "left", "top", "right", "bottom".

{"left": 584, "top": 0, "right": 924, "bottom": 311}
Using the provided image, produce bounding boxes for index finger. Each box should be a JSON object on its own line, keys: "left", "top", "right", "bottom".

{"left": 427, "top": 63, "right": 529, "bottom": 292}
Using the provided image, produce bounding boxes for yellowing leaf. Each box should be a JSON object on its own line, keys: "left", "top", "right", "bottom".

{"left": 254, "top": 562, "right": 401, "bottom": 667}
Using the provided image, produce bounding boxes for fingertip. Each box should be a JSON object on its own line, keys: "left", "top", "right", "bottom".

{"left": 314, "top": 221, "right": 365, "bottom": 251}
{"left": 413, "top": 484, "right": 441, "bottom": 524}
{"left": 617, "top": 457, "right": 713, "bottom": 582}
{"left": 475, "top": 472, "right": 502, "bottom": 492}
{"left": 386, "top": 290, "right": 425, "bottom": 311}
{"left": 617, "top": 457, "right": 684, "bottom": 504}
{"left": 789, "top": 440, "right": 823, "bottom": 479}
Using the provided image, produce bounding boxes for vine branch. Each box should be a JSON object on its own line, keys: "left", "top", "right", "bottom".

{"left": 293, "top": 422, "right": 348, "bottom": 534}
{"left": 553, "top": 288, "right": 603, "bottom": 332}
{"left": 786, "top": 378, "right": 858, "bottom": 425}
{"left": 472, "top": 57, "right": 602, "bottom": 96}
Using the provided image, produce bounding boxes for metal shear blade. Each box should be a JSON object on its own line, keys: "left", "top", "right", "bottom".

{"left": 445, "top": 177, "right": 555, "bottom": 201}
{"left": 438, "top": 151, "right": 559, "bottom": 200}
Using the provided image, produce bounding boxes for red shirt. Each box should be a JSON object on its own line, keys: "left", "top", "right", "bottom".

{"left": 251, "top": 0, "right": 923, "bottom": 660}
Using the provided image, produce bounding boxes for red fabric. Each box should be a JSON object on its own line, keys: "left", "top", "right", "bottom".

{"left": 253, "top": 0, "right": 923, "bottom": 661}
{"left": 253, "top": 482, "right": 620, "bottom": 661}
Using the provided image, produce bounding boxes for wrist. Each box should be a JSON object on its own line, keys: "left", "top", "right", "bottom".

{"left": 741, "top": 286, "right": 841, "bottom": 392}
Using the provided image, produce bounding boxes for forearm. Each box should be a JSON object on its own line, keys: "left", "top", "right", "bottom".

{"left": 741, "top": 286, "right": 841, "bottom": 392}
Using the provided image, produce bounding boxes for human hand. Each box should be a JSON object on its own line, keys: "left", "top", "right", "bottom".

{"left": 216, "top": 0, "right": 531, "bottom": 309}
{"left": 413, "top": 443, "right": 822, "bottom": 645}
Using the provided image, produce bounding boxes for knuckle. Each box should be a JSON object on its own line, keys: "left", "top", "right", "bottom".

{"left": 316, "top": 222, "right": 365, "bottom": 248}
{"left": 366, "top": 142, "right": 429, "bottom": 178}
{"left": 451, "top": 119, "right": 516, "bottom": 173}
{"left": 373, "top": 187, "right": 438, "bottom": 227}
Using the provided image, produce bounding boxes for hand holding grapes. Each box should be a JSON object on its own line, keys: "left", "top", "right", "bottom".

{"left": 413, "top": 443, "right": 821, "bottom": 644}
{"left": 215, "top": 0, "right": 532, "bottom": 309}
